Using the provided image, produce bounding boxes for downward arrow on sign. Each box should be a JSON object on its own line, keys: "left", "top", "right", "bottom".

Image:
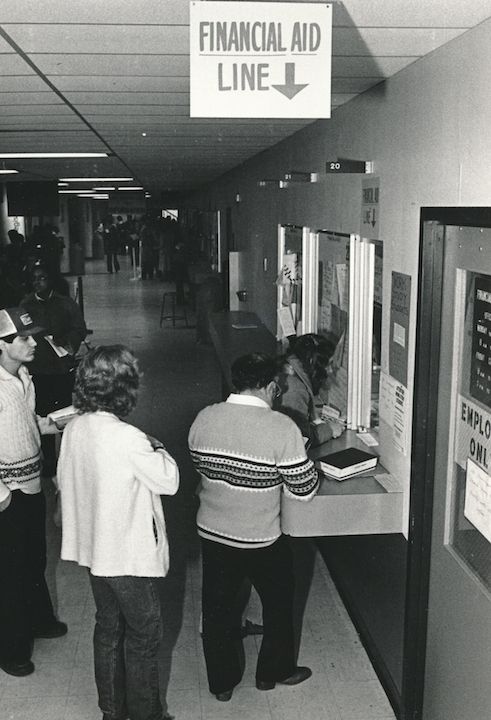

{"left": 272, "top": 63, "right": 308, "bottom": 99}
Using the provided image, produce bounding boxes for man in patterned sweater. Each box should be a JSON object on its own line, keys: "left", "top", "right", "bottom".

{"left": 0, "top": 307, "right": 67, "bottom": 678}
{"left": 189, "top": 352, "right": 319, "bottom": 702}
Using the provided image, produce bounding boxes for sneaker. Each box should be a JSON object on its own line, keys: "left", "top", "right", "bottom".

{"left": 0, "top": 658, "right": 35, "bottom": 677}
{"left": 33, "top": 621, "right": 68, "bottom": 639}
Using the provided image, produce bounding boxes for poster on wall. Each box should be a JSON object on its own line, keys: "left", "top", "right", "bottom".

{"left": 464, "top": 458, "right": 491, "bottom": 544}
{"left": 379, "top": 371, "right": 409, "bottom": 455}
{"left": 470, "top": 275, "right": 491, "bottom": 410}
{"left": 389, "top": 271, "right": 411, "bottom": 386}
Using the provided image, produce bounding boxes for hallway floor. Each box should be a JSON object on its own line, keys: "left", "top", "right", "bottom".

{"left": 0, "top": 258, "right": 396, "bottom": 720}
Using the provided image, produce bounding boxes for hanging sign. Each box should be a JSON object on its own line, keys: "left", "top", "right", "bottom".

{"left": 190, "top": 1, "right": 332, "bottom": 118}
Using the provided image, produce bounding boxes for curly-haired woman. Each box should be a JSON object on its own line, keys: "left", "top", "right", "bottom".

{"left": 276, "top": 333, "right": 345, "bottom": 447}
{"left": 57, "top": 344, "right": 179, "bottom": 720}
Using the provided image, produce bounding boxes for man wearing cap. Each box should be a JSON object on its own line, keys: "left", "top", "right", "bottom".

{"left": 0, "top": 307, "right": 67, "bottom": 677}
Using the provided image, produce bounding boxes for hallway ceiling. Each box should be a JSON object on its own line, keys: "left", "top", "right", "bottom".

{"left": 0, "top": 0, "right": 490, "bottom": 199}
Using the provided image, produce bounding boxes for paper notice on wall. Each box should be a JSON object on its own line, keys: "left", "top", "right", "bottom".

{"left": 320, "top": 302, "right": 332, "bottom": 332}
{"left": 324, "top": 260, "right": 335, "bottom": 303}
{"left": 336, "top": 263, "right": 348, "bottom": 311}
{"left": 277, "top": 306, "right": 296, "bottom": 337}
{"left": 465, "top": 457, "right": 491, "bottom": 544}
{"left": 379, "top": 371, "right": 409, "bottom": 455}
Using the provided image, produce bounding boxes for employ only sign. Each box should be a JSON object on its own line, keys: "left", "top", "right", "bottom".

{"left": 190, "top": 1, "right": 332, "bottom": 118}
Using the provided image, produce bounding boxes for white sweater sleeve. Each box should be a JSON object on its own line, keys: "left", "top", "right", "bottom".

{"left": 128, "top": 428, "right": 179, "bottom": 496}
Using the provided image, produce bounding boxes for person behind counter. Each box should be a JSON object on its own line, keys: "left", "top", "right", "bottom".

{"left": 276, "top": 333, "right": 345, "bottom": 447}
{"left": 57, "top": 345, "right": 179, "bottom": 720}
{"left": 188, "top": 352, "right": 319, "bottom": 702}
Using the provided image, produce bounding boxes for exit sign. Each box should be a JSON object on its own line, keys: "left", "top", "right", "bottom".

{"left": 326, "top": 159, "right": 371, "bottom": 174}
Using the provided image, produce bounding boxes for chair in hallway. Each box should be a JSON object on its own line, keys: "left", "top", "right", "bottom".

{"left": 159, "top": 290, "right": 189, "bottom": 328}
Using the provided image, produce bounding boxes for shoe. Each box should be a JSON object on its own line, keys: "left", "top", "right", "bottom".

{"left": 215, "top": 689, "right": 233, "bottom": 702}
{"left": 256, "top": 666, "right": 312, "bottom": 691}
{"left": 33, "top": 620, "right": 67, "bottom": 639}
{"left": 241, "top": 619, "right": 264, "bottom": 637}
{"left": 0, "top": 658, "right": 35, "bottom": 676}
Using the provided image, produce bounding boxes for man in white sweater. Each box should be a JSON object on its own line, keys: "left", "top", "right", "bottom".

{"left": 0, "top": 307, "right": 67, "bottom": 678}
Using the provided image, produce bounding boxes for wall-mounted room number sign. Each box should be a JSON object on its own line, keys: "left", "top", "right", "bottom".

{"left": 326, "top": 160, "right": 369, "bottom": 173}
{"left": 190, "top": 1, "right": 332, "bottom": 118}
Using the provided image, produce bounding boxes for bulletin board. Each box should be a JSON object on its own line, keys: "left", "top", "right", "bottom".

{"left": 317, "top": 231, "right": 350, "bottom": 416}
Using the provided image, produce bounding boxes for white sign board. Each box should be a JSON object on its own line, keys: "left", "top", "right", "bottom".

{"left": 361, "top": 177, "right": 380, "bottom": 240}
{"left": 465, "top": 458, "right": 491, "bottom": 544}
{"left": 190, "top": 1, "right": 332, "bottom": 118}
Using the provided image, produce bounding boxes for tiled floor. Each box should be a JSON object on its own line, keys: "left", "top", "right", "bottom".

{"left": 0, "top": 258, "right": 396, "bottom": 720}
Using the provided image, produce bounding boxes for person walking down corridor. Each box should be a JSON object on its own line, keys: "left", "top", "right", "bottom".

{"left": 0, "top": 308, "right": 67, "bottom": 678}
{"left": 188, "top": 352, "right": 319, "bottom": 702}
{"left": 57, "top": 345, "right": 179, "bottom": 720}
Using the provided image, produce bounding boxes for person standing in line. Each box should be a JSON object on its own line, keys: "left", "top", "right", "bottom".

{"left": 20, "top": 265, "right": 87, "bottom": 478}
{"left": 0, "top": 307, "right": 67, "bottom": 678}
{"left": 188, "top": 352, "right": 319, "bottom": 702}
{"left": 57, "top": 345, "right": 179, "bottom": 720}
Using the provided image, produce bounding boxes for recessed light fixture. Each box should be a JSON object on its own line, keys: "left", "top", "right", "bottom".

{"left": 0, "top": 169, "right": 18, "bottom": 175}
{"left": 0, "top": 153, "right": 109, "bottom": 159}
{"left": 118, "top": 186, "right": 144, "bottom": 191}
{"left": 141, "top": 132, "right": 147, "bottom": 137}
{"left": 59, "top": 177, "right": 133, "bottom": 182}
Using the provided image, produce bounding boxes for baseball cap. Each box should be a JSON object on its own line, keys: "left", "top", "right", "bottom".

{"left": 0, "top": 308, "right": 45, "bottom": 338}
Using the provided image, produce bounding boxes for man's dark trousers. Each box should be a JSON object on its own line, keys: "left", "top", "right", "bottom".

{"left": 201, "top": 535, "right": 296, "bottom": 695}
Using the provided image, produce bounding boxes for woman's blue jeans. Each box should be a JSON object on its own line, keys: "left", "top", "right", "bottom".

{"left": 88, "top": 573, "right": 163, "bottom": 720}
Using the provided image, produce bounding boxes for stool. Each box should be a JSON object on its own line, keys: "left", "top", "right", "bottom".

{"left": 160, "top": 291, "right": 189, "bottom": 328}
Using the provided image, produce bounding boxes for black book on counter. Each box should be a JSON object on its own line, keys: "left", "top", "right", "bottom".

{"left": 318, "top": 447, "right": 378, "bottom": 480}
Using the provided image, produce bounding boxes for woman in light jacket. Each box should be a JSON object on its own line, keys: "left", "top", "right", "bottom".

{"left": 58, "top": 345, "right": 179, "bottom": 720}
{"left": 276, "top": 333, "right": 345, "bottom": 447}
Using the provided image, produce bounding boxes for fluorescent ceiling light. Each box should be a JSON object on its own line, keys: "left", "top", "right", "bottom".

{"left": 0, "top": 153, "right": 108, "bottom": 159}
{"left": 119, "top": 186, "right": 143, "bottom": 191}
{"left": 77, "top": 193, "right": 109, "bottom": 199}
{"left": 59, "top": 177, "right": 133, "bottom": 182}
{"left": 58, "top": 182, "right": 69, "bottom": 187}
{"left": 0, "top": 169, "right": 18, "bottom": 175}
{"left": 59, "top": 190, "right": 90, "bottom": 194}
{"left": 94, "top": 186, "right": 115, "bottom": 191}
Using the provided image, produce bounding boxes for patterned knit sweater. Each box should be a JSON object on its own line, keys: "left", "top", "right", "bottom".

{"left": 0, "top": 364, "right": 41, "bottom": 502}
{"left": 188, "top": 394, "right": 319, "bottom": 549}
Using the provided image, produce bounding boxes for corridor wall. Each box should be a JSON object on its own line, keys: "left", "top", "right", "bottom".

{"left": 183, "top": 17, "right": 491, "bottom": 534}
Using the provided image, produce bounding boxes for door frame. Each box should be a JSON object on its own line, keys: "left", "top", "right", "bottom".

{"left": 403, "top": 207, "right": 491, "bottom": 720}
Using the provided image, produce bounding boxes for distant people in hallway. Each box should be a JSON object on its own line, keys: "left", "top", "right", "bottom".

{"left": 20, "top": 266, "right": 87, "bottom": 477}
{"left": 276, "top": 333, "right": 345, "bottom": 447}
{"left": 171, "top": 240, "right": 188, "bottom": 304}
{"left": 57, "top": 345, "right": 179, "bottom": 720}
{"left": 140, "top": 215, "right": 160, "bottom": 280}
{"left": 25, "top": 224, "right": 63, "bottom": 277}
{"left": 103, "top": 217, "right": 120, "bottom": 274}
{"left": 0, "top": 307, "right": 67, "bottom": 679}
{"left": 188, "top": 352, "right": 318, "bottom": 702}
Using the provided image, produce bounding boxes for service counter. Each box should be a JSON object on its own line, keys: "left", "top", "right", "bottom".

{"left": 282, "top": 430, "right": 404, "bottom": 537}
{"left": 208, "top": 312, "right": 404, "bottom": 537}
